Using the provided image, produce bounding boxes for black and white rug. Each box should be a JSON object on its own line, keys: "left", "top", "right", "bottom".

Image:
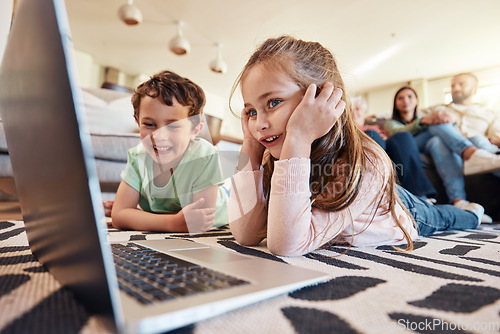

{"left": 1, "top": 219, "right": 499, "bottom": 333}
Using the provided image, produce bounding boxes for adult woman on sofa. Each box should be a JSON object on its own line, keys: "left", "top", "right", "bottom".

{"left": 384, "top": 86, "right": 500, "bottom": 223}
{"left": 351, "top": 96, "right": 436, "bottom": 200}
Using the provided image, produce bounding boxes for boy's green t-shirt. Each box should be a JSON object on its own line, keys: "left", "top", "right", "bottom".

{"left": 121, "top": 138, "right": 228, "bottom": 227}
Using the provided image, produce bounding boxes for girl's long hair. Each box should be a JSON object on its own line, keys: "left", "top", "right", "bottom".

{"left": 391, "top": 86, "right": 418, "bottom": 125}
{"left": 230, "top": 35, "right": 414, "bottom": 250}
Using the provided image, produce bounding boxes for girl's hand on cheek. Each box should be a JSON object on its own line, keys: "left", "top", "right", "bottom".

{"left": 286, "top": 83, "right": 346, "bottom": 145}
{"left": 239, "top": 109, "right": 265, "bottom": 170}
{"left": 241, "top": 109, "right": 257, "bottom": 142}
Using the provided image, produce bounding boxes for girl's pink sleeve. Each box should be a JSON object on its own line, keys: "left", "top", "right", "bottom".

{"left": 228, "top": 168, "right": 268, "bottom": 245}
{"left": 266, "top": 158, "right": 349, "bottom": 256}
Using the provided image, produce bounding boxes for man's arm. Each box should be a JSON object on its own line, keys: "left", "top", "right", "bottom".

{"left": 487, "top": 112, "right": 500, "bottom": 146}
{"left": 488, "top": 135, "right": 500, "bottom": 147}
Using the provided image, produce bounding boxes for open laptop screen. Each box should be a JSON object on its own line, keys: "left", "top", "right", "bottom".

{"left": 0, "top": 0, "right": 116, "bottom": 315}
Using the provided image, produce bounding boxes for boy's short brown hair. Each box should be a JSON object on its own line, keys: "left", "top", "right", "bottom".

{"left": 132, "top": 70, "right": 206, "bottom": 125}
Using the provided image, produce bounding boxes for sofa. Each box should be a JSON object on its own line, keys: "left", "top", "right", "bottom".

{"left": 0, "top": 87, "right": 141, "bottom": 198}
{"left": 422, "top": 157, "right": 500, "bottom": 221}
{"left": 364, "top": 116, "right": 500, "bottom": 221}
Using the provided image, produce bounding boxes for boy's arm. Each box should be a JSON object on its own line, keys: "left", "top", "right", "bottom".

{"left": 111, "top": 181, "right": 202, "bottom": 232}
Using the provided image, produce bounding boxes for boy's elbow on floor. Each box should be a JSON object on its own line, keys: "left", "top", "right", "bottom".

{"left": 110, "top": 219, "right": 122, "bottom": 229}
{"left": 110, "top": 212, "right": 126, "bottom": 230}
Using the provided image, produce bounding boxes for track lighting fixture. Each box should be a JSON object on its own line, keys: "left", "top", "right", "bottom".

{"left": 209, "top": 43, "right": 227, "bottom": 74}
{"left": 117, "top": 0, "right": 143, "bottom": 26}
{"left": 169, "top": 21, "right": 191, "bottom": 55}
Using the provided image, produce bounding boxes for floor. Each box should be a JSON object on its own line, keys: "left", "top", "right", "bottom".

{"left": 0, "top": 192, "right": 116, "bottom": 221}
{"left": 0, "top": 200, "right": 22, "bottom": 220}
{"left": 0, "top": 176, "right": 116, "bottom": 221}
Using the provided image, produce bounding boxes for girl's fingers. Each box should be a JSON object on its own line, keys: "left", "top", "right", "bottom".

{"left": 303, "top": 84, "right": 318, "bottom": 101}
{"left": 336, "top": 99, "right": 346, "bottom": 112}
{"left": 331, "top": 87, "right": 343, "bottom": 105}
{"left": 318, "top": 82, "right": 334, "bottom": 100}
{"left": 240, "top": 108, "right": 254, "bottom": 138}
{"left": 317, "top": 84, "right": 343, "bottom": 113}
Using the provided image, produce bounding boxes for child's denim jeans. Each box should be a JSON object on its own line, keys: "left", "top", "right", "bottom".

{"left": 396, "top": 185, "right": 479, "bottom": 236}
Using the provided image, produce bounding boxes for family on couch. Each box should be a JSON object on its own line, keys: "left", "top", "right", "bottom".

{"left": 353, "top": 73, "right": 500, "bottom": 224}
{"left": 351, "top": 95, "right": 438, "bottom": 201}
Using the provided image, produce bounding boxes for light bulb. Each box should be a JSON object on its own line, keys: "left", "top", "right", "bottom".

{"left": 210, "top": 43, "right": 227, "bottom": 74}
{"left": 169, "top": 21, "right": 191, "bottom": 55}
{"left": 117, "top": 0, "right": 142, "bottom": 26}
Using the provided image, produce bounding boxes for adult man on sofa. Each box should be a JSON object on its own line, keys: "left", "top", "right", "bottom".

{"left": 421, "top": 72, "right": 500, "bottom": 222}
{"left": 423, "top": 73, "right": 500, "bottom": 152}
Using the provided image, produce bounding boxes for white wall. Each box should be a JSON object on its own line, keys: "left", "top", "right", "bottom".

{"left": 72, "top": 48, "right": 243, "bottom": 139}
{"left": 0, "top": 1, "right": 14, "bottom": 66}
{"left": 73, "top": 49, "right": 102, "bottom": 88}
{"left": 361, "top": 65, "right": 500, "bottom": 118}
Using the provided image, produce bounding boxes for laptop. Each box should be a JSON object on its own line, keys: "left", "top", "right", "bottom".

{"left": 0, "top": 0, "right": 328, "bottom": 333}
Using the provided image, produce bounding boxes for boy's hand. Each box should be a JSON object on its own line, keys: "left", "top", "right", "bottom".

{"left": 286, "top": 83, "right": 346, "bottom": 145}
{"left": 103, "top": 200, "right": 114, "bottom": 217}
{"left": 182, "top": 198, "right": 215, "bottom": 234}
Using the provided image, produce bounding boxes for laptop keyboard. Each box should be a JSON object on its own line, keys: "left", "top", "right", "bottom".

{"left": 111, "top": 242, "right": 249, "bottom": 305}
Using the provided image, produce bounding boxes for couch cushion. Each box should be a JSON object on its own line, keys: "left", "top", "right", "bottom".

{"left": 1, "top": 119, "right": 139, "bottom": 162}
{"left": 91, "top": 133, "right": 140, "bottom": 162}
{"left": 81, "top": 88, "right": 139, "bottom": 134}
{"left": 95, "top": 159, "right": 127, "bottom": 183}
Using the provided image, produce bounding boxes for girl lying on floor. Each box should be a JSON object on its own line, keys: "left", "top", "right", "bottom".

{"left": 228, "top": 35, "right": 483, "bottom": 256}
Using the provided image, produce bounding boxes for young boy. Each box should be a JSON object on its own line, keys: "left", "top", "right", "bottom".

{"left": 109, "top": 70, "right": 228, "bottom": 233}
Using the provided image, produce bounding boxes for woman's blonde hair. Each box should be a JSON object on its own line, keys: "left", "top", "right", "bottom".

{"left": 230, "top": 35, "right": 414, "bottom": 250}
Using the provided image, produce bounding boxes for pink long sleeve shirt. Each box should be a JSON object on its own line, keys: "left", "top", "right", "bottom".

{"left": 228, "top": 144, "right": 418, "bottom": 256}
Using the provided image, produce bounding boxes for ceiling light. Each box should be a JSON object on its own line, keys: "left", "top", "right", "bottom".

{"left": 169, "top": 21, "right": 191, "bottom": 55}
{"left": 117, "top": 0, "right": 143, "bottom": 26}
{"left": 209, "top": 43, "right": 227, "bottom": 74}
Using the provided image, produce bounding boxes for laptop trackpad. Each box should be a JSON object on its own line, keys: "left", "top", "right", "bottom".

{"left": 171, "top": 248, "right": 251, "bottom": 264}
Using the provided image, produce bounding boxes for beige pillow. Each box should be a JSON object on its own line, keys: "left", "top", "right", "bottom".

{"left": 81, "top": 89, "right": 138, "bottom": 134}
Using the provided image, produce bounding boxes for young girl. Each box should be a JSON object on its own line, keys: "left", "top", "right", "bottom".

{"left": 351, "top": 96, "right": 437, "bottom": 199}
{"left": 228, "top": 35, "right": 483, "bottom": 257}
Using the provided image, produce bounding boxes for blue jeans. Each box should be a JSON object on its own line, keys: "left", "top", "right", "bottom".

{"left": 396, "top": 185, "right": 479, "bottom": 236}
{"left": 365, "top": 129, "right": 386, "bottom": 150}
{"left": 366, "top": 130, "right": 436, "bottom": 198}
{"left": 469, "top": 135, "right": 500, "bottom": 153}
{"left": 386, "top": 132, "right": 436, "bottom": 198}
{"left": 413, "top": 123, "right": 496, "bottom": 202}
{"left": 469, "top": 136, "right": 500, "bottom": 178}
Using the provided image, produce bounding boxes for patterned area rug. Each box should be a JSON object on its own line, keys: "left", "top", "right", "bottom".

{"left": 0, "top": 219, "right": 499, "bottom": 333}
